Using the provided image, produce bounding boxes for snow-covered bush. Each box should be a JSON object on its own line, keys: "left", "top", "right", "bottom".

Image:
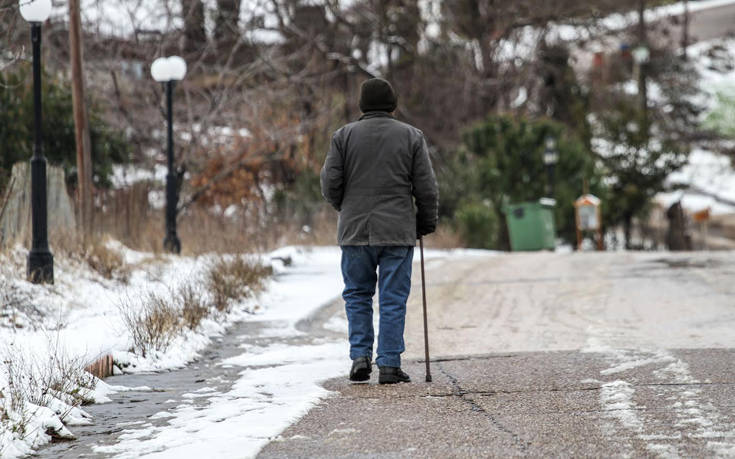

{"left": 0, "top": 340, "right": 96, "bottom": 456}
{"left": 5, "top": 343, "right": 96, "bottom": 411}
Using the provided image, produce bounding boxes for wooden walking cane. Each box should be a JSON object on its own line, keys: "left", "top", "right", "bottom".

{"left": 419, "top": 236, "right": 432, "bottom": 382}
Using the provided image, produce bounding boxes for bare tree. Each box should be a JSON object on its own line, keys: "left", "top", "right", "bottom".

{"left": 215, "top": 0, "right": 241, "bottom": 47}
{"left": 181, "top": 0, "right": 206, "bottom": 56}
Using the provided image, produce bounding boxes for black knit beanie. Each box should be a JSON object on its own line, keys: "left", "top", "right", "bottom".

{"left": 359, "top": 78, "right": 397, "bottom": 113}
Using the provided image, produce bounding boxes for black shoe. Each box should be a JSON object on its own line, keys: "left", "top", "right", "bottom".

{"left": 378, "top": 366, "right": 411, "bottom": 384}
{"left": 349, "top": 356, "right": 372, "bottom": 382}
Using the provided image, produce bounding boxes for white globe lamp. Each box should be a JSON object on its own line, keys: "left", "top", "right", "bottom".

{"left": 151, "top": 57, "right": 171, "bottom": 82}
{"left": 167, "top": 56, "right": 187, "bottom": 81}
{"left": 19, "top": 0, "right": 52, "bottom": 23}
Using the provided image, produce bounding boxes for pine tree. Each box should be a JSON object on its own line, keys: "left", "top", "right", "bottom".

{"left": 591, "top": 45, "right": 702, "bottom": 248}
{"left": 446, "top": 115, "right": 605, "bottom": 249}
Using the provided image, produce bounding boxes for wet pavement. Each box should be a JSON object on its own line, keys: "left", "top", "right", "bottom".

{"left": 37, "top": 307, "right": 343, "bottom": 458}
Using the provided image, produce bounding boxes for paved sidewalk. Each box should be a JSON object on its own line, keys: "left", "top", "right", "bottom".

{"left": 260, "top": 251, "right": 735, "bottom": 457}
{"left": 260, "top": 349, "right": 735, "bottom": 457}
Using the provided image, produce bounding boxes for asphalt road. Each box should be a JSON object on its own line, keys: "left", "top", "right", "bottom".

{"left": 259, "top": 251, "right": 735, "bottom": 457}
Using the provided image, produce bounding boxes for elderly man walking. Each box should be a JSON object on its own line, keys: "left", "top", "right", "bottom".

{"left": 320, "top": 78, "right": 439, "bottom": 384}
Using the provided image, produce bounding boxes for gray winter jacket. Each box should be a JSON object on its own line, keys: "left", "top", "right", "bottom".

{"left": 320, "top": 111, "right": 439, "bottom": 246}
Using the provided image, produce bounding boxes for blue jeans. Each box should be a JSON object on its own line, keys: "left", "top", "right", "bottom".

{"left": 341, "top": 245, "right": 414, "bottom": 368}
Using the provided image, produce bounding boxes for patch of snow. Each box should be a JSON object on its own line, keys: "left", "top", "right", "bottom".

{"left": 600, "top": 380, "right": 644, "bottom": 431}
{"left": 0, "top": 244, "right": 328, "bottom": 456}
{"left": 657, "top": 148, "right": 735, "bottom": 215}
{"left": 323, "top": 315, "right": 348, "bottom": 333}
{"left": 586, "top": 326, "right": 735, "bottom": 456}
{"left": 110, "top": 164, "right": 168, "bottom": 188}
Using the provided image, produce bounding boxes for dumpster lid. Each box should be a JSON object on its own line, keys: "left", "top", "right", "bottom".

{"left": 539, "top": 197, "right": 557, "bottom": 207}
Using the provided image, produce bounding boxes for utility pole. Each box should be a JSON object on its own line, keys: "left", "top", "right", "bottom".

{"left": 637, "top": 0, "right": 649, "bottom": 138}
{"left": 681, "top": 0, "right": 689, "bottom": 60}
{"left": 69, "top": 0, "right": 93, "bottom": 241}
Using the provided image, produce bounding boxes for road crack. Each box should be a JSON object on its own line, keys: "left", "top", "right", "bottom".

{"left": 437, "top": 362, "right": 530, "bottom": 454}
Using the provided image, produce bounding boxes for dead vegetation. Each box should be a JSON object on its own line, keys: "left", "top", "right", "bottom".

{"left": 117, "top": 292, "right": 183, "bottom": 358}
{"left": 205, "top": 256, "right": 272, "bottom": 313}
{"left": 118, "top": 256, "right": 271, "bottom": 357}
{"left": 80, "top": 240, "right": 130, "bottom": 283}
{"left": 423, "top": 224, "right": 465, "bottom": 250}
{"left": 51, "top": 234, "right": 131, "bottom": 283}
{"left": 91, "top": 182, "right": 341, "bottom": 256}
{"left": 178, "top": 284, "right": 209, "bottom": 330}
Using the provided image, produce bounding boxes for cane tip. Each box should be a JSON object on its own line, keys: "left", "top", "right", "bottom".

{"left": 425, "top": 375, "right": 432, "bottom": 383}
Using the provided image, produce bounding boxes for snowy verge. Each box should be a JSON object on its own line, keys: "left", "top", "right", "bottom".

{"left": 0, "top": 243, "right": 480, "bottom": 458}
{"left": 0, "top": 244, "right": 309, "bottom": 458}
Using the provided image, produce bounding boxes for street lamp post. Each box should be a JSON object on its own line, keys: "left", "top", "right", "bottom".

{"left": 20, "top": 0, "right": 54, "bottom": 284}
{"left": 543, "top": 135, "right": 559, "bottom": 197}
{"left": 151, "top": 56, "right": 187, "bottom": 254}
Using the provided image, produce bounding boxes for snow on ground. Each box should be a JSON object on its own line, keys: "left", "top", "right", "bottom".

{"left": 552, "top": 0, "right": 735, "bottom": 43}
{"left": 1, "top": 244, "right": 259, "bottom": 374}
{"left": 653, "top": 36, "right": 735, "bottom": 215}
{"left": 94, "top": 350, "right": 348, "bottom": 458}
{"left": 0, "top": 244, "right": 305, "bottom": 457}
{"left": 87, "top": 247, "right": 474, "bottom": 458}
{"left": 585, "top": 326, "right": 735, "bottom": 456}
{"left": 657, "top": 149, "right": 735, "bottom": 215}
{"left": 0, "top": 244, "right": 469, "bottom": 458}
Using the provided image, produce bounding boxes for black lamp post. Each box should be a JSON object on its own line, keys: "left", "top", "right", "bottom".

{"left": 20, "top": 0, "right": 54, "bottom": 284}
{"left": 543, "top": 135, "right": 559, "bottom": 197}
{"left": 151, "top": 56, "right": 187, "bottom": 254}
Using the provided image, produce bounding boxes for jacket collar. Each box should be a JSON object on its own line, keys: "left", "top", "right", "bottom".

{"left": 359, "top": 111, "right": 394, "bottom": 121}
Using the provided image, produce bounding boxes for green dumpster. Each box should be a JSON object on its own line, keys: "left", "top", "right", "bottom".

{"left": 505, "top": 199, "right": 556, "bottom": 251}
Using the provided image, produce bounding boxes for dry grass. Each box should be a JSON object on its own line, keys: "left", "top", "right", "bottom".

{"left": 80, "top": 239, "right": 130, "bottom": 282}
{"left": 117, "top": 292, "right": 182, "bottom": 357}
{"left": 94, "top": 183, "right": 162, "bottom": 254}
{"left": 116, "top": 255, "right": 272, "bottom": 359}
{"left": 92, "top": 183, "right": 342, "bottom": 255}
{"left": 51, "top": 233, "right": 131, "bottom": 283}
{"left": 94, "top": 184, "right": 264, "bottom": 255}
{"left": 278, "top": 207, "right": 338, "bottom": 247}
{"left": 178, "top": 206, "right": 263, "bottom": 255}
{"left": 178, "top": 284, "right": 210, "bottom": 330}
{"left": 117, "top": 275, "right": 249, "bottom": 357}
{"left": 205, "top": 256, "right": 272, "bottom": 313}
